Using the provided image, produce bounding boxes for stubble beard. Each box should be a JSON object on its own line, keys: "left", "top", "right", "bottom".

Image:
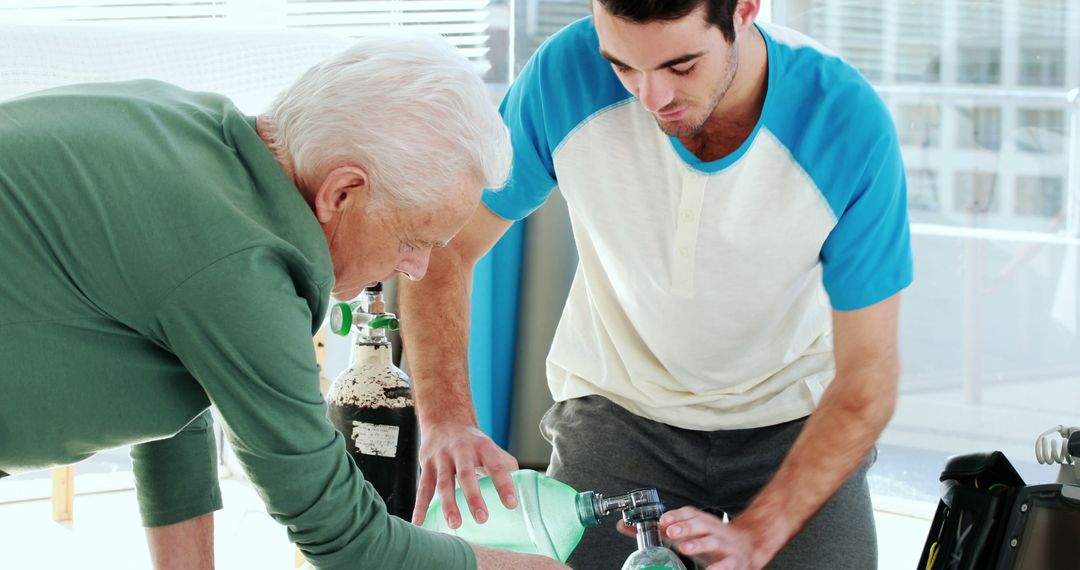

{"left": 655, "top": 43, "right": 740, "bottom": 138}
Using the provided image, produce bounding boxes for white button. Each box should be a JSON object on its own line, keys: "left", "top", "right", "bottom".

{"left": 681, "top": 210, "right": 696, "bottom": 222}
{"left": 678, "top": 246, "right": 690, "bottom": 257}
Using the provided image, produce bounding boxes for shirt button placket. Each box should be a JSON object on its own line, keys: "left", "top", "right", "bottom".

{"left": 672, "top": 170, "right": 707, "bottom": 296}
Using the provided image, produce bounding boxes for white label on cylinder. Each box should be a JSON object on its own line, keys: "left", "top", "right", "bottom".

{"left": 351, "top": 421, "right": 399, "bottom": 458}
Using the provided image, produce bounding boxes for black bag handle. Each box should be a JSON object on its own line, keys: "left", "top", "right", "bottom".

{"left": 918, "top": 451, "right": 1025, "bottom": 570}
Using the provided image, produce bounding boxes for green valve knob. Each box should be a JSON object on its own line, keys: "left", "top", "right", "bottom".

{"left": 329, "top": 303, "right": 399, "bottom": 335}
{"left": 329, "top": 302, "right": 353, "bottom": 336}
{"left": 368, "top": 315, "right": 400, "bottom": 331}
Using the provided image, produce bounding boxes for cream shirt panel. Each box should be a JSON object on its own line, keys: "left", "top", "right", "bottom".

{"left": 545, "top": 102, "right": 839, "bottom": 430}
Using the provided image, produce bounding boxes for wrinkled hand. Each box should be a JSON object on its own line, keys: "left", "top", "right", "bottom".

{"left": 471, "top": 545, "right": 569, "bottom": 570}
{"left": 658, "top": 507, "right": 761, "bottom": 570}
{"left": 412, "top": 422, "right": 519, "bottom": 528}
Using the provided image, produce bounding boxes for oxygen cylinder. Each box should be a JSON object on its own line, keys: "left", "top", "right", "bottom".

{"left": 326, "top": 283, "right": 417, "bottom": 520}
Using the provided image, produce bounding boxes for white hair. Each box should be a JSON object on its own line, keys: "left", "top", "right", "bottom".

{"left": 267, "top": 34, "right": 511, "bottom": 209}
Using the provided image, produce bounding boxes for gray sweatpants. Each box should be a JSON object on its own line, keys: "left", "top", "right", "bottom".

{"left": 541, "top": 395, "right": 877, "bottom": 570}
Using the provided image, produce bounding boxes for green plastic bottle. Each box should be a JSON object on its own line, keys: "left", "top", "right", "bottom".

{"left": 420, "top": 469, "right": 605, "bottom": 562}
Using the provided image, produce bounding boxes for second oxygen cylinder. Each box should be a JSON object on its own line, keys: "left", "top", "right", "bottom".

{"left": 326, "top": 284, "right": 417, "bottom": 519}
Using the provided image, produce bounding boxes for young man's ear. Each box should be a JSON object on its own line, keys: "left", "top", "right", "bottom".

{"left": 314, "top": 165, "right": 369, "bottom": 223}
{"left": 733, "top": 0, "right": 761, "bottom": 34}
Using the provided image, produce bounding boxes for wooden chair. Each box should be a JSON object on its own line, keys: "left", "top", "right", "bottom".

{"left": 51, "top": 465, "right": 75, "bottom": 522}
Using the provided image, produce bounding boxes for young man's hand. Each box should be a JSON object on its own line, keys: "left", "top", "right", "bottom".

{"left": 659, "top": 507, "right": 759, "bottom": 570}
{"left": 616, "top": 507, "right": 764, "bottom": 570}
{"left": 412, "top": 422, "right": 519, "bottom": 527}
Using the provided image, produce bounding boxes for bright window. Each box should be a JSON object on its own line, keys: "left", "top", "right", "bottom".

{"left": 772, "top": 0, "right": 1080, "bottom": 506}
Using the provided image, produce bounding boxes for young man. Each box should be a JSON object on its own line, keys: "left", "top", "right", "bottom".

{"left": 0, "top": 34, "right": 564, "bottom": 570}
{"left": 401, "top": 1, "right": 912, "bottom": 569}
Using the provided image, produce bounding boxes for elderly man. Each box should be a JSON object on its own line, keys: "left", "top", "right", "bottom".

{"left": 401, "top": 1, "right": 912, "bottom": 569}
{"left": 0, "top": 34, "right": 564, "bottom": 570}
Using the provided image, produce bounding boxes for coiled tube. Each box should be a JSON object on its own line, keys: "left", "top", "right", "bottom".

{"left": 1035, "top": 425, "right": 1078, "bottom": 465}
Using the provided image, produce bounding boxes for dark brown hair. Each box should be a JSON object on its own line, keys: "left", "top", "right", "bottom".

{"left": 595, "top": 0, "right": 740, "bottom": 42}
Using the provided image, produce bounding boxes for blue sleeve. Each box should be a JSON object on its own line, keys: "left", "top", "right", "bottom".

{"left": 482, "top": 50, "right": 559, "bottom": 221}
{"left": 482, "top": 18, "right": 632, "bottom": 221}
{"left": 819, "top": 115, "right": 914, "bottom": 311}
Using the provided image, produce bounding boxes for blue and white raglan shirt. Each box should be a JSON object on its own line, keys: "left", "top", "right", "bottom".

{"left": 485, "top": 18, "right": 914, "bottom": 430}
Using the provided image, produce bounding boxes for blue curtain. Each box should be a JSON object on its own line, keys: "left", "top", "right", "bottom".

{"left": 468, "top": 221, "right": 525, "bottom": 448}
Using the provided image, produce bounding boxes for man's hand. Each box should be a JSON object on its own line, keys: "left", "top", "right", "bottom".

{"left": 399, "top": 205, "right": 518, "bottom": 528}
{"left": 471, "top": 544, "right": 570, "bottom": 569}
{"left": 658, "top": 507, "right": 760, "bottom": 570}
{"left": 412, "top": 422, "right": 520, "bottom": 527}
{"left": 615, "top": 508, "right": 759, "bottom": 570}
{"left": 651, "top": 295, "right": 901, "bottom": 569}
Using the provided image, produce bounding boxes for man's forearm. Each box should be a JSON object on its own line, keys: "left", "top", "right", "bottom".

{"left": 145, "top": 513, "right": 215, "bottom": 570}
{"left": 399, "top": 249, "right": 478, "bottom": 428}
{"left": 734, "top": 365, "right": 898, "bottom": 564}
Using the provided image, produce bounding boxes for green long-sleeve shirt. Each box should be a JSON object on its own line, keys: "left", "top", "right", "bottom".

{"left": 0, "top": 80, "right": 474, "bottom": 569}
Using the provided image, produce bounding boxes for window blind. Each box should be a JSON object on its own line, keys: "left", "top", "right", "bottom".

{"left": 285, "top": 0, "right": 491, "bottom": 70}
{"left": 0, "top": 0, "right": 492, "bottom": 70}
{"left": 0, "top": 1, "right": 228, "bottom": 23}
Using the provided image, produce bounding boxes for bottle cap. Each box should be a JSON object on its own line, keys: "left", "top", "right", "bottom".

{"left": 576, "top": 491, "right": 603, "bottom": 527}
{"left": 368, "top": 315, "right": 400, "bottom": 331}
{"left": 623, "top": 503, "right": 665, "bottom": 525}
